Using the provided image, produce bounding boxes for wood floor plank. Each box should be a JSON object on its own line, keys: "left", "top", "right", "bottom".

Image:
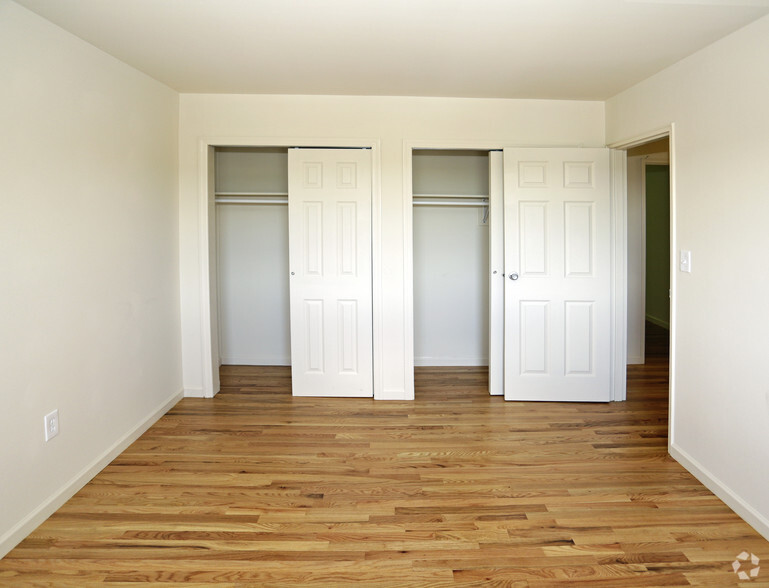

{"left": 1, "top": 323, "right": 768, "bottom": 585}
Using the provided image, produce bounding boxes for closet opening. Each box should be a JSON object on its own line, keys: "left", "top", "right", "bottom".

{"left": 411, "top": 149, "right": 492, "bottom": 391}
{"left": 215, "top": 147, "right": 291, "bottom": 369}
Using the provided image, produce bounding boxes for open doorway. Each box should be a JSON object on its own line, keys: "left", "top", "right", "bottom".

{"left": 625, "top": 136, "right": 671, "bottom": 402}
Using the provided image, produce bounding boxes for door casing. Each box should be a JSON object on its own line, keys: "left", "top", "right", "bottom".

{"left": 403, "top": 140, "right": 628, "bottom": 401}
{"left": 197, "top": 137, "right": 382, "bottom": 398}
{"left": 287, "top": 148, "right": 374, "bottom": 397}
{"left": 608, "top": 124, "right": 676, "bottom": 433}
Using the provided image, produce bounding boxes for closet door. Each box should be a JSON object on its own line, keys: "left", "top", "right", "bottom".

{"left": 488, "top": 151, "right": 504, "bottom": 395}
{"left": 288, "top": 149, "right": 373, "bottom": 397}
{"left": 503, "top": 148, "right": 611, "bottom": 402}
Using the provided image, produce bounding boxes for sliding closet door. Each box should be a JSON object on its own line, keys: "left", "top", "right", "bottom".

{"left": 288, "top": 149, "right": 373, "bottom": 397}
{"left": 503, "top": 148, "right": 611, "bottom": 402}
{"left": 488, "top": 151, "right": 504, "bottom": 396}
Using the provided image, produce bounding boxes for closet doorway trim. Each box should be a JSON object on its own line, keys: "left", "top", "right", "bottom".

{"left": 402, "top": 139, "right": 626, "bottom": 402}
{"left": 198, "top": 137, "right": 383, "bottom": 399}
{"left": 403, "top": 140, "right": 506, "bottom": 400}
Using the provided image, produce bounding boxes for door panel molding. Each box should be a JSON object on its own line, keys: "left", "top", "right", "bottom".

{"left": 288, "top": 148, "right": 373, "bottom": 397}
{"left": 504, "top": 147, "right": 612, "bottom": 402}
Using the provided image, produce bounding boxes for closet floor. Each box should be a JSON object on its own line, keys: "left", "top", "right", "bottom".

{"left": 2, "top": 344, "right": 768, "bottom": 586}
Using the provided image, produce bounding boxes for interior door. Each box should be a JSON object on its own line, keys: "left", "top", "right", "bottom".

{"left": 488, "top": 151, "right": 504, "bottom": 395}
{"left": 503, "top": 148, "right": 611, "bottom": 402}
{"left": 288, "top": 148, "right": 373, "bottom": 397}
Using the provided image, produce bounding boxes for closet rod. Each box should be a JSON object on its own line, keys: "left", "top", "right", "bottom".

{"left": 412, "top": 193, "right": 487, "bottom": 199}
{"left": 215, "top": 191, "right": 288, "bottom": 197}
{"left": 413, "top": 199, "right": 488, "bottom": 207}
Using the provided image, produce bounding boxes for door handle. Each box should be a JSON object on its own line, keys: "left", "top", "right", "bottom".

{"left": 509, "top": 272, "right": 519, "bottom": 281}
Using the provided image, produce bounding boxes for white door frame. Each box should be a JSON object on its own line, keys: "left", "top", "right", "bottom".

{"left": 403, "top": 140, "right": 506, "bottom": 400}
{"left": 608, "top": 125, "right": 676, "bottom": 415}
{"left": 198, "top": 137, "right": 383, "bottom": 399}
{"left": 403, "top": 140, "right": 628, "bottom": 401}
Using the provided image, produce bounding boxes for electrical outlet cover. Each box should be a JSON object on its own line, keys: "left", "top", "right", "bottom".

{"left": 44, "top": 409, "right": 59, "bottom": 441}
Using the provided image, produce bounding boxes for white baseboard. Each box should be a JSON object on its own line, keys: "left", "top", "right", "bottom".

{"left": 414, "top": 357, "right": 488, "bottom": 367}
{"left": 183, "top": 386, "right": 206, "bottom": 398}
{"left": 380, "top": 388, "right": 409, "bottom": 401}
{"left": 669, "top": 443, "right": 769, "bottom": 542}
{"left": 0, "top": 389, "right": 183, "bottom": 559}
{"left": 627, "top": 354, "right": 644, "bottom": 365}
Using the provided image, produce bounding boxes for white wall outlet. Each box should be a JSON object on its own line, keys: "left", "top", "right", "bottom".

{"left": 44, "top": 409, "right": 59, "bottom": 442}
{"left": 679, "top": 249, "right": 692, "bottom": 273}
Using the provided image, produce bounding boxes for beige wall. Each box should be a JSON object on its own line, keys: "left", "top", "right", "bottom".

{"left": 0, "top": 1, "right": 181, "bottom": 556}
{"left": 178, "top": 94, "right": 605, "bottom": 399}
{"left": 607, "top": 14, "right": 769, "bottom": 539}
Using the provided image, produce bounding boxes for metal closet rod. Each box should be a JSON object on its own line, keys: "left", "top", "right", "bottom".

{"left": 413, "top": 200, "right": 488, "bottom": 206}
{"left": 412, "top": 196, "right": 488, "bottom": 207}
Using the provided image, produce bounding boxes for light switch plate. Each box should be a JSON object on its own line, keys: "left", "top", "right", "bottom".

{"left": 680, "top": 250, "right": 692, "bottom": 273}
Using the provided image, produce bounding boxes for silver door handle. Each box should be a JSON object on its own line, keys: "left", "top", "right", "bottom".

{"left": 509, "top": 272, "right": 519, "bottom": 281}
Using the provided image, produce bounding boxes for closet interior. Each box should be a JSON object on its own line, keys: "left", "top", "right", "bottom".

{"left": 215, "top": 147, "right": 291, "bottom": 366}
{"left": 412, "top": 150, "right": 491, "bottom": 368}
{"left": 216, "top": 147, "right": 494, "bottom": 375}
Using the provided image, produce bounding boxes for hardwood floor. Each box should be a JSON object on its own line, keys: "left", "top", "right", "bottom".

{"left": 2, "top": 325, "right": 767, "bottom": 586}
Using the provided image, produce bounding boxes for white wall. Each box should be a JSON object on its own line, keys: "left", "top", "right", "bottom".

{"left": 413, "top": 151, "right": 490, "bottom": 366}
{"left": 217, "top": 205, "right": 290, "bottom": 364}
{"left": 607, "top": 14, "right": 769, "bottom": 539}
{"left": 412, "top": 149, "right": 489, "bottom": 196}
{"left": 413, "top": 207, "right": 489, "bottom": 365}
{"left": 216, "top": 147, "right": 288, "bottom": 194}
{"left": 0, "top": 0, "right": 181, "bottom": 557}
{"left": 179, "top": 95, "right": 605, "bottom": 398}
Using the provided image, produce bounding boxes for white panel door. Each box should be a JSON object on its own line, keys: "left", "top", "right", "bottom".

{"left": 503, "top": 148, "right": 611, "bottom": 402}
{"left": 288, "top": 149, "right": 373, "bottom": 397}
{"left": 488, "top": 151, "right": 504, "bottom": 395}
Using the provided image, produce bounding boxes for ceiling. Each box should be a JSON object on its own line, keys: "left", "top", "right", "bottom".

{"left": 14, "top": 0, "right": 769, "bottom": 100}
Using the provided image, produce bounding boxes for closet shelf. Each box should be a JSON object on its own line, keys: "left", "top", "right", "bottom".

{"left": 215, "top": 192, "right": 288, "bottom": 205}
